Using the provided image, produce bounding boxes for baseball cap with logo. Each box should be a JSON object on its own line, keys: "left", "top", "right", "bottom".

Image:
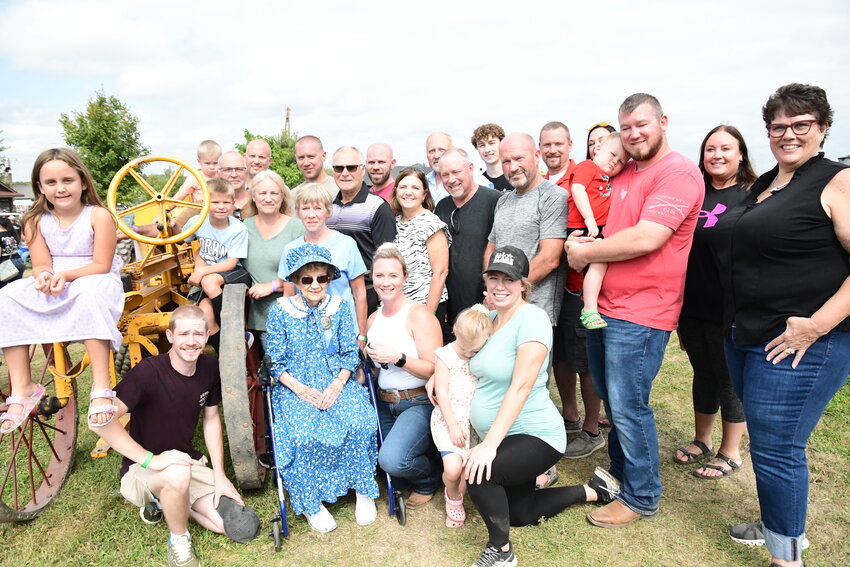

{"left": 482, "top": 245, "right": 530, "bottom": 280}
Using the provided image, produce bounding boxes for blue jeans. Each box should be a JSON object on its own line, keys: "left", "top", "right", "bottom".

{"left": 725, "top": 327, "right": 850, "bottom": 561}
{"left": 586, "top": 315, "right": 669, "bottom": 515}
{"left": 377, "top": 394, "right": 441, "bottom": 495}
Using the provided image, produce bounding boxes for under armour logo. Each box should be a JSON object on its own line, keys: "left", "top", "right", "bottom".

{"left": 699, "top": 203, "right": 727, "bottom": 228}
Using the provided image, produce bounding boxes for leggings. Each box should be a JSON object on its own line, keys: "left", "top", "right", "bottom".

{"left": 467, "top": 434, "right": 585, "bottom": 547}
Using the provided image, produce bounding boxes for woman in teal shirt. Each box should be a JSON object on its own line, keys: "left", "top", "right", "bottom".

{"left": 464, "top": 246, "right": 618, "bottom": 567}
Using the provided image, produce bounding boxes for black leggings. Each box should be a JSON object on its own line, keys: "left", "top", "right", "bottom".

{"left": 467, "top": 434, "right": 585, "bottom": 547}
{"left": 678, "top": 317, "right": 745, "bottom": 423}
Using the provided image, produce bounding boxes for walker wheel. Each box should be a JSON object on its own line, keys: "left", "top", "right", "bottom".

{"left": 395, "top": 490, "right": 407, "bottom": 526}
{"left": 271, "top": 517, "right": 282, "bottom": 552}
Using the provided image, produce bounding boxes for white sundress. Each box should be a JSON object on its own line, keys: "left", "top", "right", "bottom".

{"left": 0, "top": 206, "right": 124, "bottom": 351}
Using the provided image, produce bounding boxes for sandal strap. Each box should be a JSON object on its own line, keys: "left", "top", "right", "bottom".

{"left": 691, "top": 439, "right": 712, "bottom": 457}
{"left": 90, "top": 389, "right": 116, "bottom": 400}
{"left": 714, "top": 452, "right": 741, "bottom": 471}
{"left": 88, "top": 403, "right": 118, "bottom": 416}
{"left": 4, "top": 384, "right": 47, "bottom": 406}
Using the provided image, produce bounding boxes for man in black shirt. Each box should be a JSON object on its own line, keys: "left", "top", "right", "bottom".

{"left": 92, "top": 305, "right": 257, "bottom": 567}
{"left": 434, "top": 148, "right": 500, "bottom": 330}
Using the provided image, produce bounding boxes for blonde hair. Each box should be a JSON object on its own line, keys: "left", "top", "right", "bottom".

{"left": 372, "top": 242, "right": 408, "bottom": 277}
{"left": 169, "top": 304, "right": 208, "bottom": 331}
{"left": 207, "top": 177, "right": 235, "bottom": 199}
{"left": 294, "top": 182, "right": 333, "bottom": 213}
{"left": 453, "top": 304, "right": 493, "bottom": 349}
{"left": 599, "top": 132, "right": 623, "bottom": 150}
{"left": 247, "top": 169, "right": 291, "bottom": 215}
{"left": 197, "top": 140, "right": 222, "bottom": 159}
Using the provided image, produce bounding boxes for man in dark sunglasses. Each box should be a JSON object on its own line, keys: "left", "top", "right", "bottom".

{"left": 326, "top": 146, "right": 397, "bottom": 312}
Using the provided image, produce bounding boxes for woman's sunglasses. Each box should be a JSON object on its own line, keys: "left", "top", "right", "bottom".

{"left": 300, "top": 275, "right": 330, "bottom": 285}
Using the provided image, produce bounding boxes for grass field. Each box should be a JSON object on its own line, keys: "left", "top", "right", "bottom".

{"left": 1, "top": 343, "right": 848, "bottom": 567}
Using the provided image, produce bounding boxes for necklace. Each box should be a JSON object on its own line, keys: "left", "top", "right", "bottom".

{"left": 768, "top": 181, "right": 790, "bottom": 195}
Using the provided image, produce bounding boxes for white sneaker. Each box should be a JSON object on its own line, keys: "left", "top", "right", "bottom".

{"left": 304, "top": 504, "right": 337, "bottom": 533}
{"left": 355, "top": 492, "right": 377, "bottom": 526}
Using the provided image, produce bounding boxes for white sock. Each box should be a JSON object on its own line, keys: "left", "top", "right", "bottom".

{"left": 170, "top": 531, "right": 190, "bottom": 544}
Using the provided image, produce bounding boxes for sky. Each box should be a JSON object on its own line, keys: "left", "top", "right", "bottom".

{"left": 1, "top": 0, "right": 849, "bottom": 185}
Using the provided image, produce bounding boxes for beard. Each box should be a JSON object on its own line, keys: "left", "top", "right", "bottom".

{"left": 369, "top": 169, "right": 391, "bottom": 187}
{"left": 508, "top": 168, "right": 534, "bottom": 192}
{"left": 627, "top": 133, "right": 664, "bottom": 161}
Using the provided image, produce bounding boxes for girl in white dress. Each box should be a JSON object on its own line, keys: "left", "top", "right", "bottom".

{"left": 430, "top": 304, "right": 493, "bottom": 527}
{"left": 0, "top": 148, "right": 123, "bottom": 433}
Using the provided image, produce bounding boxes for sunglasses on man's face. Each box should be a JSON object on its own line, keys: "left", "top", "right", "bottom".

{"left": 332, "top": 164, "right": 361, "bottom": 173}
{"left": 300, "top": 275, "right": 330, "bottom": 286}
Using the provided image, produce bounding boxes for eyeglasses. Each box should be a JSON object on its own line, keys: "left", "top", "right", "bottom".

{"left": 300, "top": 274, "right": 330, "bottom": 286}
{"left": 449, "top": 208, "right": 460, "bottom": 234}
{"left": 766, "top": 120, "right": 819, "bottom": 138}
{"left": 220, "top": 167, "right": 247, "bottom": 174}
{"left": 588, "top": 121, "right": 611, "bottom": 131}
{"left": 332, "top": 164, "right": 361, "bottom": 173}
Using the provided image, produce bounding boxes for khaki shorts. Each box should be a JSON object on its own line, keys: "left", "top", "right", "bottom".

{"left": 120, "top": 456, "right": 215, "bottom": 508}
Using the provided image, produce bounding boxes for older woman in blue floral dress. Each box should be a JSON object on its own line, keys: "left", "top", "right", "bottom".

{"left": 266, "top": 242, "right": 379, "bottom": 533}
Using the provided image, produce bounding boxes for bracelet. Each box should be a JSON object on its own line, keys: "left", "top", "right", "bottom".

{"left": 357, "top": 335, "right": 367, "bottom": 342}
{"left": 140, "top": 451, "right": 153, "bottom": 469}
{"left": 271, "top": 280, "right": 279, "bottom": 293}
{"left": 39, "top": 270, "right": 55, "bottom": 277}
{"left": 131, "top": 224, "right": 140, "bottom": 233}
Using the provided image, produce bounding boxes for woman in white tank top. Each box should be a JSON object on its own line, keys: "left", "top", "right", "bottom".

{"left": 366, "top": 243, "right": 443, "bottom": 508}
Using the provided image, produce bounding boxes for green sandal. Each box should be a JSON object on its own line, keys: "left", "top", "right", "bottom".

{"left": 580, "top": 309, "right": 607, "bottom": 329}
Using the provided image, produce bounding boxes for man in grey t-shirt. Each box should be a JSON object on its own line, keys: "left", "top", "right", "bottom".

{"left": 485, "top": 133, "right": 568, "bottom": 325}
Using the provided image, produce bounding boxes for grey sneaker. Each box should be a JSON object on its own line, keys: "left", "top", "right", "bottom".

{"left": 563, "top": 418, "right": 582, "bottom": 433}
{"left": 564, "top": 430, "right": 605, "bottom": 459}
{"left": 471, "top": 543, "right": 517, "bottom": 567}
{"left": 140, "top": 501, "right": 163, "bottom": 525}
{"left": 588, "top": 466, "right": 621, "bottom": 505}
{"left": 167, "top": 534, "right": 200, "bottom": 567}
{"left": 729, "top": 522, "right": 810, "bottom": 549}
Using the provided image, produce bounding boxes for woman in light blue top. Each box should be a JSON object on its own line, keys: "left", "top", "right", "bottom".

{"left": 463, "top": 246, "right": 617, "bottom": 567}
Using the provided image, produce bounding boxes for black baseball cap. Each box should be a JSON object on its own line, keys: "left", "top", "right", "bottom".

{"left": 483, "top": 246, "right": 530, "bottom": 280}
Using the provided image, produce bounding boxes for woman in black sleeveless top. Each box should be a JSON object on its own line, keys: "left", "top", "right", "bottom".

{"left": 715, "top": 84, "right": 850, "bottom": 567}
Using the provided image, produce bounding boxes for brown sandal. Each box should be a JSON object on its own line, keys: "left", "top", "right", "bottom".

{"left": 673, "top": 439, "right": 713, "bottom": 465}
{"left": 694, "top": 453, "right": 741, "bottom": 479}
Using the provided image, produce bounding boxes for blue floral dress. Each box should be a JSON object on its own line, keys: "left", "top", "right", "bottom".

{"left": 266, "top": 293, "right": 379, "bottom": 515}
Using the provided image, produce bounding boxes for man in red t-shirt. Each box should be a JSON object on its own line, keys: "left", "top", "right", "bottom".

{"left": 565, "top": 94, "right": 703, "bottom": 528}
{"left": 91, "top": 305, "right": 257, "bottom": 566}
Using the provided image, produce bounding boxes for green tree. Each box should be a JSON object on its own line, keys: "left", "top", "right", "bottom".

{"left": 59, "top": 91, "right": 150, "bottom": 203}
{"left": 236, "top": 129, "right": 303, "bottom": 188}
{"left": 0, "top": 131, "right": 9, "bottom": 186}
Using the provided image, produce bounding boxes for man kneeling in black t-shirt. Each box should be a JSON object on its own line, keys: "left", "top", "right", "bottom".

{"left": 91, "top": 305, "right": 258, "bottom": 567}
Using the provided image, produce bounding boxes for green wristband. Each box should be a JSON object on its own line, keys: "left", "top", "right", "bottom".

{"left": 140, "top": 451, "right": 153, "bottom": 469}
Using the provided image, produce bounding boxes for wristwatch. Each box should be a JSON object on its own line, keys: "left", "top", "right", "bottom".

{"left": 394, "top": 353, "right": 407, "bottom": 368}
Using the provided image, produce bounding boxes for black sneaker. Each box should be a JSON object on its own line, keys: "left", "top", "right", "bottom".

{"left": 587, "top": 466, "right": 621, "bottom": 505}
{"left": 471, "top": 543, "right": 517, "bottom": 567}
{"left": 729, "top": 521, "right": 809, "bottom": 549}
{"left": 140, "top": 501, "right": 163, "bottom": 525}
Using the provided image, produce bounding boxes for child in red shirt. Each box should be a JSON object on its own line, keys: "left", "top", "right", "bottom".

{"left": 568, "top": 134, "right": 629, "bottom": 329}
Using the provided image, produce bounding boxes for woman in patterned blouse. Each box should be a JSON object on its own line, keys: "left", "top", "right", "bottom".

{"left": 390, "top": 168, "right": 451, "bottom": 318}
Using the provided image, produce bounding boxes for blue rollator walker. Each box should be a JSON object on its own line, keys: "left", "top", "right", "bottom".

{"left": 363, "top": 362, "right": 407, "bottom": 525}
{"left": 260, "top": 354, "right": 289, "bottom": 551}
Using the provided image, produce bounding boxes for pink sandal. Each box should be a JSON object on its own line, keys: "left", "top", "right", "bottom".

{"left": 444, "top": 489, "right": 466, "bottom": 528}
{"left": 0, "top": 384, "right": 46, "bottom": 434}
{"left": 88, "top": 389, "right": 118, "bottom": 428}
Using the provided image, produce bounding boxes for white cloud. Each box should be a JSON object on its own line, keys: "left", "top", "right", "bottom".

{"left": 1, "top": 0, "right": 849, "bottom": 178}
